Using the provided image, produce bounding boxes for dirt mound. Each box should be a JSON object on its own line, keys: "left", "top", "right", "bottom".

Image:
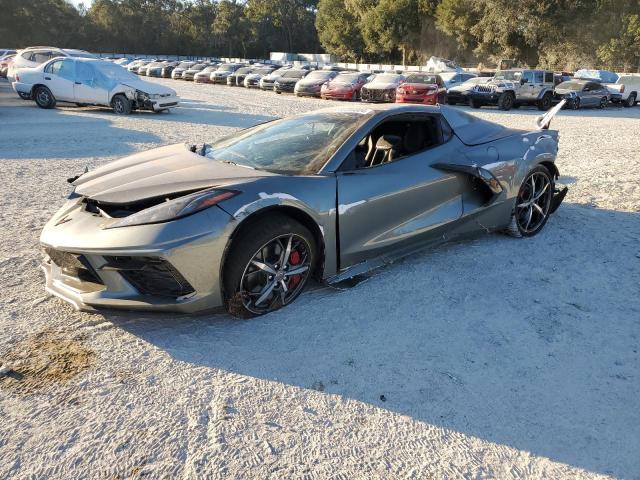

{"left": 1, "top": 329, "right": 94, "bottom": 394}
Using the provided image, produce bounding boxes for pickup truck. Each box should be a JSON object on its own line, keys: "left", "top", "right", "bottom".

{"left": 574, "top": 69, "right": 638, "bottom": 108}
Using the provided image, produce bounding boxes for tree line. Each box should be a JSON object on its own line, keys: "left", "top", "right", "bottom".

{"left": 0, "top": 0, "right": 638, "bottom": 71}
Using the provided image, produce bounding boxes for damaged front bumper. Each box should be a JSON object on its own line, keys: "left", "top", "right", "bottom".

{"left": 40, "top": 197, "right": 235, "bottom": 313}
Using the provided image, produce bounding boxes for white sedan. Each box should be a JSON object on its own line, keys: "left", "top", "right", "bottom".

{"left": 12, "top": 57, "right": 179, "bottom": 114}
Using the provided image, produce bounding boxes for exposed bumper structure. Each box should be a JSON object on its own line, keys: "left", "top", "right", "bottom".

{"left": 40, "top": 197, "right": 235, "bottom": 313}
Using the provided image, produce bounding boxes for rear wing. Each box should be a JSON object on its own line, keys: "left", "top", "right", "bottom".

{"left": 536, "top": 99, "right": 566, "bottom": 130}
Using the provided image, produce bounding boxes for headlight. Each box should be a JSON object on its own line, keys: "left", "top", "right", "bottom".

{"left": 105, "top": 189, "right": 238, "bottom": 229}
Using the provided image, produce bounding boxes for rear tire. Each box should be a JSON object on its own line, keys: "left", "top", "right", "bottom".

{"left": 624, "top": 93, "right": 637, "bottom": 107}
{"left": 111, "top": 94, "right": 131, "bottom": 115}
{"left": 498, "top": 91, "right": 514, "bottom": 110}
{"left": 506, "top": 165, "right": 554, "bottom": 238}
{"left": 537, "top": 93, "right": 552, "bottom": 111}
{"left": 223, "top": 213, "right": 317, "bottom": 317}
{"left": 34, "top": 86, "right": 56, "bottom": 109}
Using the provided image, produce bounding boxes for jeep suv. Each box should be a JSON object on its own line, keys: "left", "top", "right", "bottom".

{"left": 468, "top": 69, "right": 555, "bottom": 111}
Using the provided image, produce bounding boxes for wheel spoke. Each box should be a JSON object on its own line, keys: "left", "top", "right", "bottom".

{"left": 255, "top": 281, "right": 276, "bottom": 306}
{"left": 524, "top": 206, "right": 533, "bottom": 229}
{"left": 532, "top": 182, "right": 549, "bottom": 200}
{"left": 251, "top": 260, "right": 276, "bottom": 275}
{"left": 285, "top": 265, "right": 309, "bottom": 276}
{"left": 532, "top": 202, "right": 545, "bottom": 215}
{"left": 282, "top": 235, "right": 293, "bottom": 266}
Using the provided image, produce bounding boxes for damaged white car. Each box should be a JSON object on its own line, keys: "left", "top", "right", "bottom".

{"left": 12, "top": 57, "right": 179, "bottom": 114}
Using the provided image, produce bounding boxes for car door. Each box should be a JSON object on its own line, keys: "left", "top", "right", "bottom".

{"left": 335, "top": 113, "right": 464, "bottom": 269}
{"left": 73, "top": 62, "right": 108, "bottom": 104}
{"left": 531, "top": 71, "right": 544, "bottom": 98}
{"left": 582, "top": 83, "right": 597, "bottom": 106}
{"left": 519, "top": 71, "right": 535, "bottom": 99}
{"left": 43, "top": 58, "right": 75, "bottom": 101}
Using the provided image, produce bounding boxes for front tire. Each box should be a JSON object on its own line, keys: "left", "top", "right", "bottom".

{"left": 498, "top": 91, "right": 514, "bottom": 110}
{"left": 599, "top": 97, "right": 607, "bottom": 109}
{"left": 111, "top": 94, "right": 131, "bottom": 115}
{"left": 223, "top": 214, "right": 317, "bottom": 317}
{"left": 34, "top": 86, "right": 56, "bottom": 109}
{"left": 506, "top": 165, "right": 554, "bottom": 238}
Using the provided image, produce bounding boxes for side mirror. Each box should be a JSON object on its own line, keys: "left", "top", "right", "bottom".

{"left": 520, "top": 78, "right": 526, "bottom": 85}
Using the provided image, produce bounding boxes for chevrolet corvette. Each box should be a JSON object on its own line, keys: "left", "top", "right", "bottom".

{"left": 40, "top": 103, "right": 567, "bottom": 316}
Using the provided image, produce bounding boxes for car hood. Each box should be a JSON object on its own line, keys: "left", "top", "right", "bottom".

{"left": 277, "top": 78, "right": 300, "bottom": 84}
{"left": 297, "top": 79, "right": 326, "bottom": 87}
{"left": 73, "top": 143, "right": 275, "bottom": 204}
{"left": 363, "top": 82, "right": 397, "bottom": 90}
{"left": 121, "top": 79, "right": 176, "bottom": 95}
{"left": 401, "top": 82, "right": 437, "bottom": 90}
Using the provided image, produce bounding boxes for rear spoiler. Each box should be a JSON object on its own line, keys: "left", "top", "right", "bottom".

{"left": 536, "top": 99, "right": 566, "bottom": 130}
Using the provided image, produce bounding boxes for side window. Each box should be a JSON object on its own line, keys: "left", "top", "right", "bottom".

{"left": 583, "top": 83, "right": 592, "bottom": 92}
{"left": 34, "top": 51, "right": 51, "bottom": 63}
{"left": 45, "top": 60, "right": 63, "bottom": 74}
{"left": 521, "top": 71, "right": 534, "bottom": 83}
{"left": 534, "top": 71, "right": 543, "bottom": 83}
{"left": 57, "top": 59, "right": 75, "bottom": 81}
{"left": 345, "top": 115, "right": 445, "bottom": 170}
{"left": 76, "top": 62, "right": 95, "bottom": 84}
{"left": 544, "top": 72, "right": 554, "bottom": 83}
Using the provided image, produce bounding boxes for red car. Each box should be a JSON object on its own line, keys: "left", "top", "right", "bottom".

{"left": 395, "top": 73, "right": 446, "bottom": 105}
{"left": 321, "top": 72, "right": 371, "bottom": 101}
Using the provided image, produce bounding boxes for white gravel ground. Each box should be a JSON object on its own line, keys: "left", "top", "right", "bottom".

{"left": 0, "top": 78, "right": 639, "bottom": 479}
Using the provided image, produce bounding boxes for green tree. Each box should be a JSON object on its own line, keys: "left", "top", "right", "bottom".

{"left": 316, "top": 0, "right": 365, "bottom": 61}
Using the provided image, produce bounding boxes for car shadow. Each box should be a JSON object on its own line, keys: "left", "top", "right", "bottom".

{"left": 103, "top": 202, "right": 640, "bottom": 479}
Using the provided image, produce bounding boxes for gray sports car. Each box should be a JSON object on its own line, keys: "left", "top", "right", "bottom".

{"left": 40, "top": 104, "right": 567, "bottom": 316}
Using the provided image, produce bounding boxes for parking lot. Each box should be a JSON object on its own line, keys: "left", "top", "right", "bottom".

{"left": 1, "top": 77, "right": 639, "bottom": 479}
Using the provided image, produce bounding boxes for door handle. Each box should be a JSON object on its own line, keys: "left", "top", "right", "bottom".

{"left": 75, "top": 81, "right": 81, "bottom": 85}
{"left": 44, "top": 76, "right": 51, "bottom": 80}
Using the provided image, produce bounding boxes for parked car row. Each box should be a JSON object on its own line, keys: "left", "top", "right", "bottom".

{"left": 5, "top": 47, "right": 639, "bottom": 113}
{"left": 139, "top": 58, "right": 638, "bottom": 111}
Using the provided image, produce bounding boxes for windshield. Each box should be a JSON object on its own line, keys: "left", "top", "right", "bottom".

{"left": 235, "top": 67, "right": 252, "bottom": 74}
{"left": 177, "top": 62, "right": 193, "bottom": 69}
{"left": 217, "top": 64, "right": 237, "bottom": 72}
{"left": 201, "top": 66, "right": 216, "bottom": 73}
{"left": 191, "top": 64, "right": 207, "bottom": 70}
{"left": 281, "top": 70, "right": 306, "bottom": 79}
{"left": 255, "top": 68, "right": 274, "bottom": 75}
{"left": 494, "top": 70, "right": 522, "bottom": 81}
{"left": 204, "top": 111, "right": 374, "bottom": 174}
{"left": 405, "top": 74, "right": 438, "bottom": 84}
{"left": 305, "top": 71, "right": 333, "bottom": 81}
{"left": 95, "top": 63, "right": 139, "bottom": 82}
{"left": 371, "top": 74, "right": 402, "bottom": 84}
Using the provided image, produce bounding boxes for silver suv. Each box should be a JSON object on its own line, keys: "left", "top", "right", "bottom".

{"left": 468, "top": 69, "right": 556, "bottom": 111}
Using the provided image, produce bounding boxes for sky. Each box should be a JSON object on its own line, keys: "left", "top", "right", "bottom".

{"left": 69, "top": 0, "right": 93, "bottom": 7}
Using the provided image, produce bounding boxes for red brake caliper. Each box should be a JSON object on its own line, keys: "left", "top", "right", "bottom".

{"left": 287, "top": 250, "right": 302, "bottom": 289}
